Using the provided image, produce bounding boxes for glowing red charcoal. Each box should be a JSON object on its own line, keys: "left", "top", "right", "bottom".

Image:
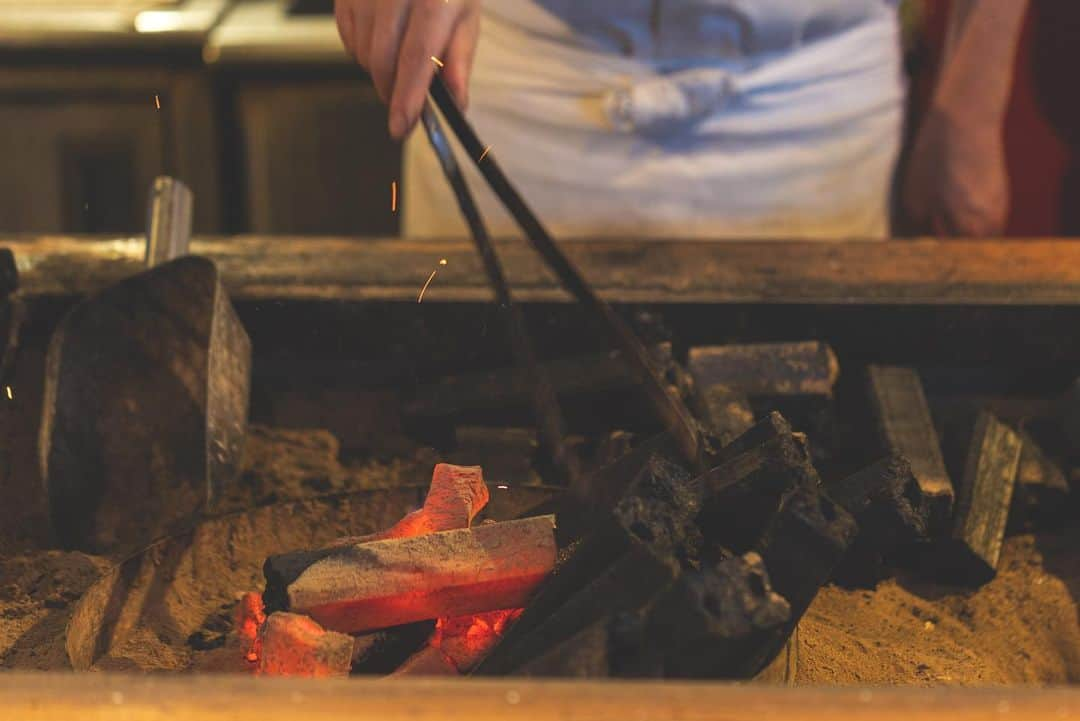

{"left": 287, "top": 516, "right": 556, "bottom": 634}
{"left": 258, "top": 612, "right": 354, "bottom": 678}
{"left": 236, "top": 592, "right": 267, "bottom": 664}
{"left": 337, "top": 463, "right": 490, "bottom": 545}
{"left": 432, "top": 608, "right": 524, "bottom": 672}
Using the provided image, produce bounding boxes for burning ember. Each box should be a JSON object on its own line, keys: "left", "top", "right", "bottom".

{"left": 240, "top": 463, "right": 548, "bottom": 677}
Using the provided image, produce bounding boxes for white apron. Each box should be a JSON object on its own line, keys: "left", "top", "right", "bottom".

{"left": 404, "top": 0, "right": 905, "bottom": 240}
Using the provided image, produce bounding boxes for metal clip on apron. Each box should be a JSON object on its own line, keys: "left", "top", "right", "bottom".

{"left": 422, "top": 74, "right": 704, "bottom": 482}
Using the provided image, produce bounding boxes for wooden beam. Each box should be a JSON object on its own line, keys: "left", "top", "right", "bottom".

{"left": 7, "top": 236, "right": 1080, "bottom": 305}
{"left": 1, "top": 672, "right": 1079, "bottom": 721}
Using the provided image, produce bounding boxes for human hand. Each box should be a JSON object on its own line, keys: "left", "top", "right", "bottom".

{"left": 902, "top": 105, "right": 1010, "bottom": 238}
{"left": 335, "top": 0, "right": 481, "bottom": 139}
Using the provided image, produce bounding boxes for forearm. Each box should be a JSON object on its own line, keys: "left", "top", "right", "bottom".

{"left": 935, "top": 0, "right": 1031, "bottom": 123}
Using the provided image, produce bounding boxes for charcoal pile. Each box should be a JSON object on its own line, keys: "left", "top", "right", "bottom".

{"left": 239, "top": 340, "right": 1077, "bottom": 680}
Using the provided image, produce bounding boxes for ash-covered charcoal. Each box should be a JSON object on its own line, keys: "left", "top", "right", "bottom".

{"left": 284, "top": 516, "right": 556, "bottom": 634}
{"left": 751, "top": 486, "right": 857, "bottom": 673}
{"left": 645, "top": 551, "right": 791, "bottom": 679}
{"left": 264, "top": 462, "right": 491, "bottom": 614}
{"left": 258, "top": 612, "right": 354, "bottom": 677}
{"left": 696, "top": 431, "right": 820, "bottom": 554}
{"left": 263, "top": 547, "right": 341, "bottom": 615}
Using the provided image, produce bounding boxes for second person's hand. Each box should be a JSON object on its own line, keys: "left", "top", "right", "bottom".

{"left": 335, "top": 0, "right": 481, "bottom": 139}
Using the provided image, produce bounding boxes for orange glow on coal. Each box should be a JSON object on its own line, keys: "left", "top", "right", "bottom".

{"left": 237, "top": 464, "right": 526, "bottom": 675}
{"left": 432, "top": 608, "right": 524, "bottom": 672}
{"left": 236, "top": 592, "right": 267, "bottom": 664}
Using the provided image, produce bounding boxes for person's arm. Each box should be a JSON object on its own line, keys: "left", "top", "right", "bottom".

{"left": 903, "top": 0, "right": 1031, "bottom": 237}
{"left": 335, "top": 0, "right": 482, "bottom": 140}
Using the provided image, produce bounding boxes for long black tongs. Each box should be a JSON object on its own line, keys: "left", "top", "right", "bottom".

{"left": 422, "top": 73, "right": 703, "bottom": 475}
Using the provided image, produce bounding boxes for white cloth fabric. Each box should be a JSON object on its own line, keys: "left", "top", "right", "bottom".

{"left": 404, "top": 0, "right": 906, "bottom": 241}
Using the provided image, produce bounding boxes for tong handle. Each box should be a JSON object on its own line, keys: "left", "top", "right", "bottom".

{"left": 428, "top": 75, "right": 703, "bottom": 468}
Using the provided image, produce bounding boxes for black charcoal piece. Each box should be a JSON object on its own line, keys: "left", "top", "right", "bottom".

{"left": 687, "top": 342, "right": 839, "bottom": 398}
{"left": 646, "top": 551, "right": 790, "bottom": 679}
{"left": 696, "top": 431, "right": 820, "bottom": 553}
{"left": 751, "top": 486, "right": 857, "bottom": 673}
{"left": 867, "top": 366, "right": 954, "bottom": 530}
{"left": 937, "top": 412, "right": 1022, "bottom": 585}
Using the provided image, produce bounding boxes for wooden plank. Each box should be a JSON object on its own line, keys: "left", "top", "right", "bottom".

{"left": 6, "top": 671, "right": 1080, "bottom": 721}
{"left": 6, "top": 236, "right": 1080, "bottom": 305}
{"left": 867, "top": 366, "right": 954, "bottom": 529}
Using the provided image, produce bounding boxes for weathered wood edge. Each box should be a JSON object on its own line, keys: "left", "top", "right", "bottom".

{"left": 6, "top": 235, "right": 1080, "bottom": 305}
{"left": 1, "top": 672, "right": 1079, "bottom": 721}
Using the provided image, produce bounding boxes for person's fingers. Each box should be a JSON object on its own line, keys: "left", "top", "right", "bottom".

{"left": 350, "top": 1, "right": 376, "bottom": 68}
{"left": 368, "top": 0, "right": 410, "bottom": 104}
{"left": 443, "top": 9, "right": 481, "bottom": 110}
{"left": 334, "top": 0, "right": 356, "bottom": 58}
{"left": 388, "top": 0, "right": 458, "bottom": 139}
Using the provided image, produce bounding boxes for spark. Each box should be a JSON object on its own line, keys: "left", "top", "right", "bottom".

{"left": 431, "top": 56, "right": 444, "bottom": 68}
{"left": 496, "top": 484, "right": 509, "bottom": 490}
{"left": 439, "top": 258, "right": 448, "bottom": 266}
{"left": 154, "top": 94, "right": 160, "bottom": 110}
{"left": 479, "top": 145, "right": 492, "bottom": 162}
{"left": 4, "top": 386, "right": 11, "bottom": 400}
{"left": 418, "top": 270, "right": 439, "bottom": 303}
{"left": 391, "top": 181, "right": 398, "bottom": 213}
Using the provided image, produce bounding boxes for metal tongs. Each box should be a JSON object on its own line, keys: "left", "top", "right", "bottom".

{"left": 421, "top": 74, "right": 703, "bottom": 482}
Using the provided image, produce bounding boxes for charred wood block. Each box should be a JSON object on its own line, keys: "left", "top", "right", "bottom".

{"left": 566, "top": 434, "right": 699, "bottom": 551}
{"left": 391, "top": 644, "right": 460, "bottom": 676}
{"left": 688, "top": 342, "right": 839, "bottom": 398}
{"left": 432, "top": 609, "right": 523, "bottom": 673}
{"left": 691, "top": 383, "right": 756, "bottom": 449}
{"left": 827, "top": 455, "right": 930, "bottom": 586}
{"left": 475, "top": 534, "right": 680, "bottom": 676}
{"left": 477, "top": 465, "right": 695, "bottom": 675}
{"left": 258, "top": 612, "right": 354, "bottom": 678}
{"left": 280, "top": 516, "right": 556, "bottom": 634}
{"left": 514, "top": 617, "right": 618, "bottom": 678}
{"left": 867, "top": 366, "right": 954, "bottom": 530}
{"left": 753, "top": 486, "right": 856, "bottom": 672}
{"left": 349, "top": 621, "right": 435, "bottom": 675}
{"left": 937, "top": 412, "right": 1022, "bottom": 585}
{"left": 0, "top": 249, "right": 15, "bottom": 298}
{"left": 1010, "top": 431, "right": 1070, "bottom": 529}
{"left": 827, "top": 454, "right": 929, "bottom": 552}
{"left": 645, "top": 551, "right": 791, "bottom": 679}
{"left": 570, "top": 433, "right": 683, "bottom": 512}
{"left": 709, "top": 411, "right": 792, "bottom": 467}
{"left": 515, "top": 609, "right": 653, "bottom": 678}
{"left": 696, "top": 431, "right": 820, "bottom": 554}
{"left": 264, "top": 463, "right": 490, "bottom": 613}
